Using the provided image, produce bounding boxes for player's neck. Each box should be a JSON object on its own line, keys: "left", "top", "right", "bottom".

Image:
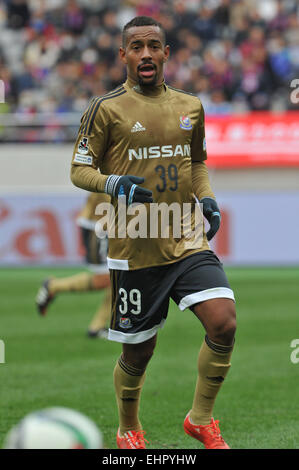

{"left": 126, "top": 76, "right": 166, "bottom": 97}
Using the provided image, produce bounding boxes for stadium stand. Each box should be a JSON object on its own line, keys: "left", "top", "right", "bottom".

{"left": 0, "top": 0, "right": 298, "bottom": 142}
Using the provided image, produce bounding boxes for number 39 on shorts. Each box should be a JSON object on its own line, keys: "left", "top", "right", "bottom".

{"left": 119, "top": 288, "right": 142, "bottom": 315}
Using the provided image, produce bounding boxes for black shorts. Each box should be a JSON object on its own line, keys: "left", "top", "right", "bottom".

{"left": 80, "top": 227, "right": 108, "bottom": 273}
{"left": 108, "top": 251, "right": 235, "bottom": 344}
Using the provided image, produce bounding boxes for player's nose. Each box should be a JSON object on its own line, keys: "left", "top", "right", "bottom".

{"left": 141, "top": 46, "right": 152, "bottom": 60}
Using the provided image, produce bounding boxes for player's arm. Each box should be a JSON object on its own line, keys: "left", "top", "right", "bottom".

{"left": 191, "top": 160, "right": 215, "bottom": 200}
{"left": 70, "top": 100, "right": 153, "bottom": 205}
{"left": 70, "top": 98, "right": 109, "bottom": 192}
{"left": 191, "top": 104, "right": 221, "bottom": 241}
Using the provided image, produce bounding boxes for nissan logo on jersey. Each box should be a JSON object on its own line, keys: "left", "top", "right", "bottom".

{"left": 128, "top": 144, "right": 191, "bottom": 160}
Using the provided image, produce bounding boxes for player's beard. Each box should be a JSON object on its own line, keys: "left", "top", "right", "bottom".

{"left": 138, "top": 74, "right": 158, "bottom": 87}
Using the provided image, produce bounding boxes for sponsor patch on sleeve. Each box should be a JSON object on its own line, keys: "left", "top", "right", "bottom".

{"left": 73, "top": 153, "right": 93, "bottom": 165}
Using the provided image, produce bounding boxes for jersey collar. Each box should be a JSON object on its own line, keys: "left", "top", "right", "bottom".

{"left": 124, "top": 78, "right": 169, "bottom": 102}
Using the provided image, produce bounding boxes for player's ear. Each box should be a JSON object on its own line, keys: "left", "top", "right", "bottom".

{"left": 119, "top": 47, "right": 127, "bottom": 65}
{"left": 163, "top": 45, "right": 170, "bottom": 63}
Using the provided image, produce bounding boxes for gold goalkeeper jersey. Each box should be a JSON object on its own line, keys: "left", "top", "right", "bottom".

{"left": 71, "top": 79, "right": 210, "bottom": 270}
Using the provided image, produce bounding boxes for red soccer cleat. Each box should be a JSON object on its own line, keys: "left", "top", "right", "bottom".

{"left": 183, "top": 412, "right": 230, "bottom": 449}
{"left": 116, "top": 429, "right": 148, "bottom": 449}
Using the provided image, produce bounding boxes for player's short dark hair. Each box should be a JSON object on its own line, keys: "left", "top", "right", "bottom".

{"left": 122, "top": 16, "right": 166, "bottom": 47}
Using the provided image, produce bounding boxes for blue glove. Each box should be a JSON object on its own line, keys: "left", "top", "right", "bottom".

{"left": 105, "top": 175, "right": 153, "bottom": 205}
{"left": 200, "top": 197, "right": 221, "bottom": 241}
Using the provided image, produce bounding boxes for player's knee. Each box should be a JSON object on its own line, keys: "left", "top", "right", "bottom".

{"left": 209, "top": 304, "right": 236, "bottom": 345}
{"left": 220, "top": 317, "right": 236, "bottom": 344}
{"left": 122, "top": 336, "right": 156, "bottom": 370}
{"left": 210, "top": 321, "right": 236, "bottom": 346}
{"left": 138, "top": 347, "right": 155, "bottom": 368}
{"left": 123, "top": 348, "right": 154, "bottom": 370}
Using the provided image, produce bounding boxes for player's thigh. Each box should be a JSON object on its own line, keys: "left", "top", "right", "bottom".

{"left": 122, "top": 334, "right": 158, "bottom": 369}
{"left": 92, "top": 273, "right": 110, "bottom": 289}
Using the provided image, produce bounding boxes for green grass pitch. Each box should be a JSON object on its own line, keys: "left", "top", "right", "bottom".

{"left": 0, "top": 266, "right": 299, "bottom": 449}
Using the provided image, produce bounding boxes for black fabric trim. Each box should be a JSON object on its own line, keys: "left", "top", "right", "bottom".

{"left": 118, "top": 355, "right": 145, "bottom": 377}
{"left": 205, "top": 335, "right": 234, "bottom": 354}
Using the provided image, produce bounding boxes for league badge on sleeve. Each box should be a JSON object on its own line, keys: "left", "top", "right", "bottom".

{"left": 179, "top": 115, "right": 192, "bottom": 130}
{"left": 78, "top": 137, "right": 89, "bottom": 155}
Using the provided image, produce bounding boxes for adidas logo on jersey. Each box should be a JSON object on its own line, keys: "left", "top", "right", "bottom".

{"left": 131, "top": 121, "right": 146, "bottom": 133}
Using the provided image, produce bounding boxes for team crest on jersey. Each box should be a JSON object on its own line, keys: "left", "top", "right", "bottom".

{"left": 119, "top": 317, "right": 132, "bottom": 329}
{"left": 179, "top": 115, "right": 192, "bottom": 130}
{"left": 78, "top": 137, "right": 89, "bottom": 155}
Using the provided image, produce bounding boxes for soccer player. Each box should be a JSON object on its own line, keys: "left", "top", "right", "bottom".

{"left": 70, "top": 16, "right": 236, "bottom": 449}
{"left": 36, "top": 193, "right": 111, "bottom": 338}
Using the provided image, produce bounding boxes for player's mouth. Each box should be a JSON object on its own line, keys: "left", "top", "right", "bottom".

{"left": 138, "top": 63, "right": 156, "bottom": 79}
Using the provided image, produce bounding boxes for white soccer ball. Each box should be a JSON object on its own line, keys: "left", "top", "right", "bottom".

{"left": 3, "top": 407, "right": 103, "bottom": 449}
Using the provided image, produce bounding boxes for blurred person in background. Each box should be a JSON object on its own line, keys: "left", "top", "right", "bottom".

{"left": 6, "top": 0, "right": 30, "bottom": 29}
{"left": 36, "top": 192, "right": 112, "bottom": 339}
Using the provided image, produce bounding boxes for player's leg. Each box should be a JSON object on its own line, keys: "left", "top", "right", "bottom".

{"left": 187, "top": 299, "right": 235, "bottom": 434}
{"left": 46, "top": 272, "right": 94, "bottom": 295}
{"left": 193, "top": 297, "right": 236, "bottom": 346}
{"left": 36, "top": 271, "right": 110, "bottom": 315}
{"left": 80, "top": 227, "right": 111, "bottom": 334}
{"left": 54, "top": 227, "right": 107, "bottom": 297}
{"left": 91, "top": 273, "right": 110, "bottom": 289}
{"left": 36, "top": 272, "right": 92, "bottom": 315}
{"left": 87, "top": 288, "right": 112, "bottom": 338}
{"left": 114, "top": 335, "right": 157, "bottom": 439}
{"left": 36, "top": 226, "right": 110, "bottom": 316}
{"left": 172, "top": 251, "right": 236, "bottom": 448}
{"left": 109, "top": 266, "right": 172, "bottom": 449}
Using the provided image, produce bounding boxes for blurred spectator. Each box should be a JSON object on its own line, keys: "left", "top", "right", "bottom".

{"left": 192, "top": 5, "right": 217, "bottom": 42}
{"left": 6, "top": 0, "right": 30, "bottom": 30}
{"left": 0, "top": 0, "right": 298, "bottom": 142}
{"left": 63, "top": 0, "right": 86, "bottom": 35}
